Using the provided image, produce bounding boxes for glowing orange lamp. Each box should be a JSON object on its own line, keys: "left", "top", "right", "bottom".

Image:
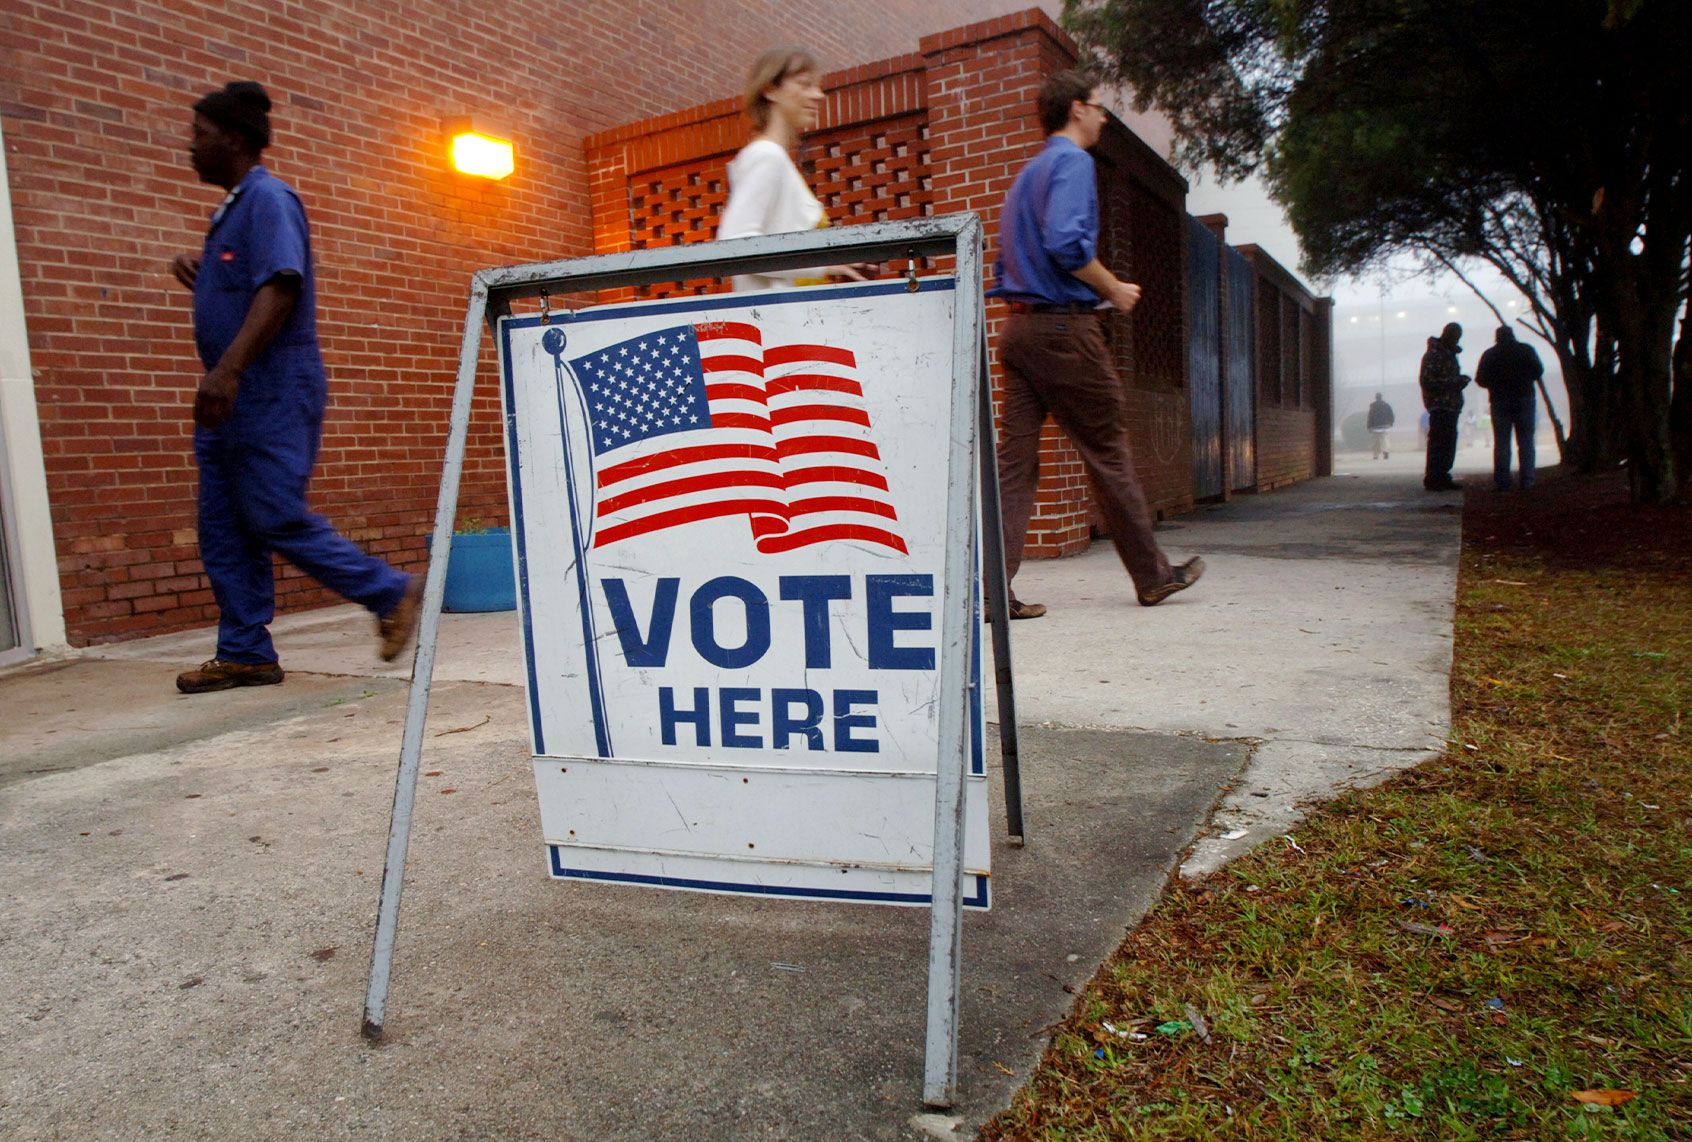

{"left": 446, "top": 118, "right": 515, "bottom": 180}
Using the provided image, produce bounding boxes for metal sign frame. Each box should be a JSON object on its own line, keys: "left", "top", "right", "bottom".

{"left": 360, "top": 214, "right": 1021, "bottom": 1108}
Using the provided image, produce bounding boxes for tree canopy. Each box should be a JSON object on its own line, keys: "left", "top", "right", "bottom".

{"left": 1068, "top": 0, "right": 1691, "bottom": 500}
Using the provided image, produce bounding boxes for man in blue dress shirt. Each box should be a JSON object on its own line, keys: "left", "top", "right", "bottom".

{"left": 170, "top": 81, "right": 421, "bottom": 694}
{"left": 992, "top": 70, "right": 1203, "bottom": 617}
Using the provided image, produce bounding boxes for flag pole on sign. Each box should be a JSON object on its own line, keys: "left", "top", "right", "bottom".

{"left": 543, "top": 325, "right": 613, "bottom": 758}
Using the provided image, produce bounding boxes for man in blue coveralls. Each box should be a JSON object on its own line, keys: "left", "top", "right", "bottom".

{"left": 991, "top": 70, "right": 1203, "bottom": 619}
{"left": 170, "top": 81, "right": 421, "bottom": 694}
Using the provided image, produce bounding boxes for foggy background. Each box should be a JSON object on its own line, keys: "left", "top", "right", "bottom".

{"left": 1181, "top": 170, "right": 1569, "bottom": 459}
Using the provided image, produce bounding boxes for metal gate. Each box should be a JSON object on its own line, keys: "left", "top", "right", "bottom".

{"left": 1225, "top": 247, "right": 1257, "bottom": 491}
{"left": 1186, "top": 217, "right": 1223, "bottom": 498}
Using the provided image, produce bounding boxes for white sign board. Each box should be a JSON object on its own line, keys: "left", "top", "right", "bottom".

{"left": 495, "top": 280, "right": 989, "bottom": 907}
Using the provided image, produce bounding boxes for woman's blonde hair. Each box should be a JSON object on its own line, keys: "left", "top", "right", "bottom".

{"left": 745, "top": 46, "right": 819, "bottom": 130}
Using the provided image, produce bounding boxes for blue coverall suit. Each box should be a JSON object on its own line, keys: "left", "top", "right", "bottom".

{"left": 192, "top": 165, "right": 407, "bottom": 664}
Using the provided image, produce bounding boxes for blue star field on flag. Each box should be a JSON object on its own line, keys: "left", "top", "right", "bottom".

{"left": 570, "top": 326, "right": 711, "bottom": 456}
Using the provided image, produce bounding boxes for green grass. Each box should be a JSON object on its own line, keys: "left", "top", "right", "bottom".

{"left": 983, "top": 483, "right": 1691, "bottom": 1140}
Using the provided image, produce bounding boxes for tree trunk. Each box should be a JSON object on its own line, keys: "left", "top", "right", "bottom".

{"left": 1559, "top": 327, "right": 1621, "bottom": 474}
{"left": 1589, "top": 183, "right": 1682, "bottom": 503}
{"left": 1557, "top": 345, "right": 1596, "bottom": 470}
{"left": 1673, "top": 313, "right": 1692, "bottom": 501}
{"left": 1531, "top": 235, "right": 1616, "bottom": 474}
{"left": 1612, "top": 294, "right": 1680, "bottom": 504}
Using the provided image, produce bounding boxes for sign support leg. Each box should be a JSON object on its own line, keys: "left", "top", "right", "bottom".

{"left": 975, "top": 331, "right": 1024, "bottom": 844}
{"left": 923, "top": 222, "right": 983, "bottom": 1108}
{"left": 362, "top": 279, "right": 489, "bottom": 1040}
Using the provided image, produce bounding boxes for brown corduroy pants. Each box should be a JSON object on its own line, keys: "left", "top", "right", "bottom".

{"left": 994, "top": 311, "right": 1172, "bottom": 599}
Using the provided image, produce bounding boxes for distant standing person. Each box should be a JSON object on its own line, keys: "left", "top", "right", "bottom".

{"left": 717, "top": 46, "right": 868, "bottom": 291}
{"left": 1366, "top": 392, "right": 1395, "bottom": 459}
{"left": 989, "top": 70, "right": 1203, "bottom": 618}
{"left": 1475, "top": 325, "right": 1544, "bottom": 490}
{"left": 170, "top": 81, "right": 421, "bottom": 694}
{"left": 1419, "top": 322, "right": 1469, "bottom": 491}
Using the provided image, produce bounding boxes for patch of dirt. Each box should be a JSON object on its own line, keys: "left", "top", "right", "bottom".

{"left": 1460, "top": 465, "right": 1692, "bottom": 575}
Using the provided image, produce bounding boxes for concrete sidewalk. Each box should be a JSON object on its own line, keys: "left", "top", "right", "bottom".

{"left": 0, "top": 457, "right": 1464, "bottom": 1139}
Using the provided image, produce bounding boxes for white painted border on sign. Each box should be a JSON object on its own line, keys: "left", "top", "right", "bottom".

{"left": 496, "top": 279, "right": 990, "bottom": 907}
{"left": 364, "top": 216, "right": 997, "bottom": 1109}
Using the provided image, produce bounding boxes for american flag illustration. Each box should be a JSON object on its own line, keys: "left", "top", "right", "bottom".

{"left": 568, "top": 320, "right": 906, "bottom": 553}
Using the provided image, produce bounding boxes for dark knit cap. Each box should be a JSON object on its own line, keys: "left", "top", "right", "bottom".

{"left": 194, "top": 80, "right": 272, "bottom": 150}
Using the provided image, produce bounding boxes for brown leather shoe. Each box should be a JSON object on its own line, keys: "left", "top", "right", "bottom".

{"left": 176, "top": 658, "right": 284, "bottom": 694}
{"left": 1138, "top": 556, "right": 1205, "bottom": 606}
{"left": 1008, "top": 599, "right": 1047, "bottom": 619}
{"left": 377, "top": 575, "right": 424, "bottom": 662}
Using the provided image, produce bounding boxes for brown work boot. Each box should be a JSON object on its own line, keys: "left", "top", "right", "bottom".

{"left": 1138, "top": 557, "right": 1205, "bottom": 607}
{"left": 985, "top": 598, "right": 1047, "bottom": 622}
{"left": 175, "top": 658, "right": 284, "bottom": 694}
{"left": 377, "top": 574, "right": 424, "bottom": 662}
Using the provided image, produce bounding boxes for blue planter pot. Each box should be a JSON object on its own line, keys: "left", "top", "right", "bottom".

{"left": 441, "top": 528, "right": 517, "bottom": 613}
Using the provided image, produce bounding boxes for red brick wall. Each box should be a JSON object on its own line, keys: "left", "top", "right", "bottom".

{"left": 587, "top": 53, "right": 934, "bottom": 304}
{"left": 1255, "top": 406, "right": 1318, "bottom": 490}
{"left": 1, "top": 0, "right": 1043, "bottom": 645}
{"left": 921, "top": 14, "right": 1100, "bottom": 558}
{"left": 585, "top": 9, "right": 1200, "bottom": 561}
{"left": 1238, "top": 245, "right": 1328, "bottom": 490}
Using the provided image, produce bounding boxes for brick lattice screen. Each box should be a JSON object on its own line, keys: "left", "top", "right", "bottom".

{"left": 585, "top": 9, "right": 1212, "bottom": 562}
{"left": 624, "top": 113, "right": 934, "bottom": 301}
{"left": 1097, "top": 152, "right": 1186, "bottom": 392}
{"left": 811, "top": 115, "right": 933, "bottom": 225}
{"left": 2, "top": 0, "right": 1037, "bottom": 645}
{"left": 627, "top": 161, "right": 731, "bottom": 299}
{"left": 3, "top": 3, "right": 1330, "bottom": 645}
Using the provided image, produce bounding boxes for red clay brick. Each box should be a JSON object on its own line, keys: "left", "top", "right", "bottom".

{"left": 9, "top": 4, "right": 1326, "bottom": 645}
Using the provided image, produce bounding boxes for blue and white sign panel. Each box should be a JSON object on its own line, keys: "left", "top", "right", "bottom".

{"left": 496, "top": 279, "right": 990, "bottom": 907}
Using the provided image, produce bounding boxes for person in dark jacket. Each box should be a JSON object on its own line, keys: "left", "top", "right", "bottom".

{"left": 1366, "top": 392, "right": 1395, "bottom": 459}
{"left": 1474, "top": 325, "right": 1544, "bottom": 491}
{"left": 1419, "top": 322, "right": 1468, "bottom": 490}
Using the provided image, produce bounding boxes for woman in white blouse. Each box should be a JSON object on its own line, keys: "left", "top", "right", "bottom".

{"left": 717, "top": 46, "right": 870, "bottom": 291}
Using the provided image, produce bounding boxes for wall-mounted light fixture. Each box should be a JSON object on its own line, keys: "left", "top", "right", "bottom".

{"left": 445, "top": 117, "right": 515, "bottom": 180}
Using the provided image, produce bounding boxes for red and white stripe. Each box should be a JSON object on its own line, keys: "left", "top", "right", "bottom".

{"left": 590, "top": 321, "right": 781, "bottom": 549}
{"left": 754, "top": 341, "right": 907, "bottom": 554}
